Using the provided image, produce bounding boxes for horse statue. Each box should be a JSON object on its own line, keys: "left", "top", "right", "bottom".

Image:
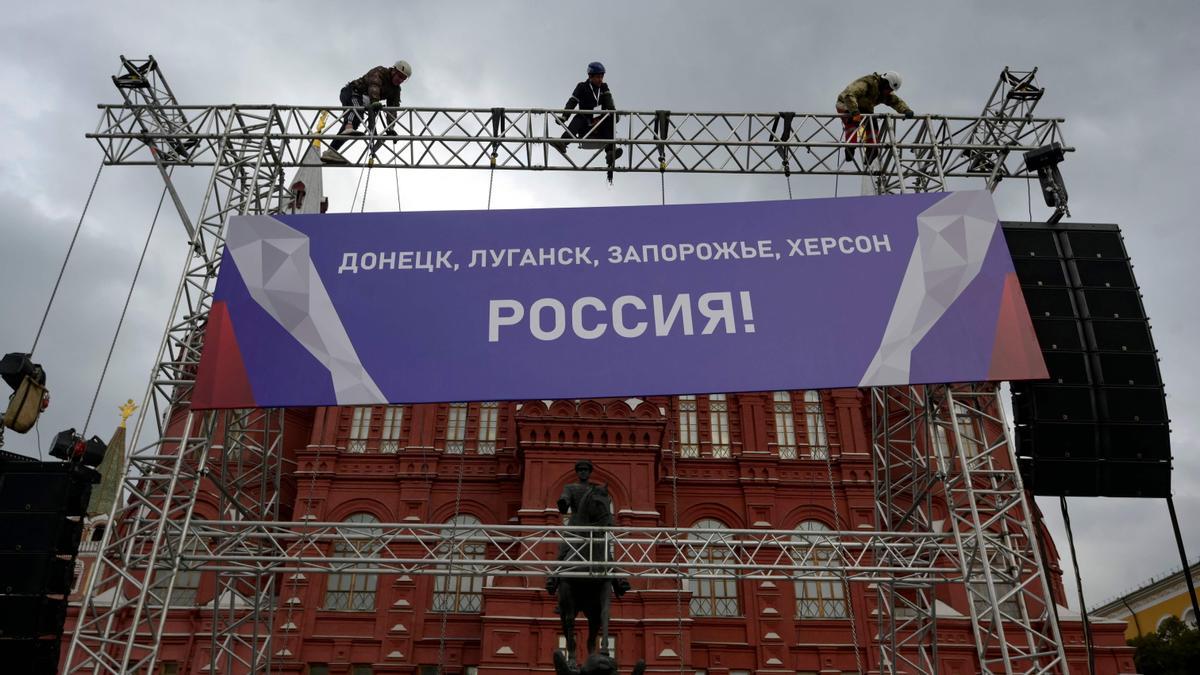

{"left": 552, "top": 482, "right": 620, "bottom": 669}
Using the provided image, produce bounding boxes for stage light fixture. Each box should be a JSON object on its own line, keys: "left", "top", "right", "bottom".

{"left": 1024, "top": 143, "right": 1070, "bottom": 224}
{"left": 48, "top": 428, "right": 107, "bottom": 468}
{"left": 1, "top": 352, "right": 49, "bottom": 433}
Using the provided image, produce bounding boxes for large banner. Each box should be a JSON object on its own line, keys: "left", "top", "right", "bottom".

{"left": 193, "top": 191, "right": 1046, "bottom": 409}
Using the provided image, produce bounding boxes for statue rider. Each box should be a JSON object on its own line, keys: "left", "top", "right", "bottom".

{"left": 546, "top": 459, "right": 632, "bottom": 597}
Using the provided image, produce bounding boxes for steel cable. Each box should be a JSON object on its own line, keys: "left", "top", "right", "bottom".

{"left": 81, "top": 181, "right": 168, "bottom": 436}
{"left": 31, "top": 162, "right": 105, "bottom": 355}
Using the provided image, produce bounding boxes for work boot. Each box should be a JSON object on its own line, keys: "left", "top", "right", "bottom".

{"left": 613, "top": 577, "right": 632, "bottom": 597}
{"left": 605, "top": 147, "right": 623, "bottom": 163}
{"left": 844, "top": 146, "right": 855, "bottom": 163}
{"left": 550, "top": 140, "right": 569, "bottom": 156}
{"left": 546, "top": 576, "right": 559, "bottom": 596}
{"left": 321, "top": 148, "right": 349, "bottom": 164}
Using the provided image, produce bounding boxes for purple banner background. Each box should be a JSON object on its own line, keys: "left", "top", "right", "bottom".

{"left": 194, "top": 191, "right": 1045, "bottom": 408}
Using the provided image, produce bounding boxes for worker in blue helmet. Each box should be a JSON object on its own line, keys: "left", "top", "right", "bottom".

{"left": 551, "top": 61, "right": 622, "bottom": 163}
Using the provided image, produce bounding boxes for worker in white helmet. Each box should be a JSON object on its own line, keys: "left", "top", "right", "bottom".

{"left": 835, "top": 71, "right": 913, "bottom": 163}
{"left": 322, "top": 60, "right": 413, "bottom": 164}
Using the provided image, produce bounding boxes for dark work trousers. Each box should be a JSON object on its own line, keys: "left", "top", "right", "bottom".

{"left": 331, "top": 85, "right": 371, "bottom": 151}
{"left": 563, "top": 113, "right": 615, "bottom": 142}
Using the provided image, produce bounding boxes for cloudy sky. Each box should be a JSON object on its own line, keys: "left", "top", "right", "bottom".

{"left": 1, "top": 1, "right": 1197, "bottom": 612}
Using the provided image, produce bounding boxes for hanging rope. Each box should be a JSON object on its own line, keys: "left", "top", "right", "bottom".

{"left": 487, "top": 167, "right": 496, "bottom": 210}
{"left": 30, "top": 162, "right": 105, "bottom": 355}
{"left": 283, "top": 401, "right": 335, "bottom": 657}
{"left": 81, "top": 181, "right": 168, "bottom": 436}
{"left": 360, "top": 156, "right": 376, "bottom": 213}
{"left": 1027, "top": 175, "right": 1034, "bottom": 222}
{"left": 350, "top": 164, "right": 368, "bottom": 213}
{"left": 1060, "top": 497, "right": 1096, "bottom": 675}
{"left": 436, "top": 448, "right": 469, "bottom": 675}
{"left": 394, "top": 165, "right": 403, "bottom": 212}
{"left": 785, "top": 174, "right": 794, "bottom": 200}
{"left": 669, "top": 413, "right": 686, "bottom": 674}
{"left": 819, "top": 419, "right": 866, "bottom": 674}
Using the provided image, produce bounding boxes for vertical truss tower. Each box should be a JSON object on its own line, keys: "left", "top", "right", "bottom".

{"left": 65, "top": 58, "right": 1069, "bottom": 675}
{"left": 870, "top": 68, "right": 1064, "bottom": 675}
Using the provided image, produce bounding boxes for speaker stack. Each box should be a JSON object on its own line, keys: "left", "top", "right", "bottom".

{"left": 1003, "top": 221, "right": 1171, "bottom": 498}
{"left": 0, "top": 456, "right": 98, "bottom": 674}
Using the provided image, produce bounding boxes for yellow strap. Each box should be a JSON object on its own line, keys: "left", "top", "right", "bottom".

{"left": 312, "top": 110, "right": 329, "bottom": 149}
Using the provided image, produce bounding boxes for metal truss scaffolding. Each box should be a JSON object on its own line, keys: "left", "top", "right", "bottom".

{"left": 65, "top": 57, "right": 1070, "bottom": 675}
{"left": 66, "top": 57, "right": 292, "bottom": 675}
{"left": 870, "top": 67, "right": 1066, "bottom": 675}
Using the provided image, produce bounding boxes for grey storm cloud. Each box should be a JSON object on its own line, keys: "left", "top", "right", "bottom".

{"left": 1, "top": 0, "right": 1197, "bottom": 611}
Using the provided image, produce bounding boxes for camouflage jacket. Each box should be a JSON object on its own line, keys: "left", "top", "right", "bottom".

{"left": 347, "top": 65, "right": 402, "bottom": 105}
{"left": 836, "top": 73, "right": 911, "bottom": 115}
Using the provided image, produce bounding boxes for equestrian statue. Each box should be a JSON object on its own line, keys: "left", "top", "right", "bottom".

{"left": 546, "top": 460, "right": 642, "bottom": 674}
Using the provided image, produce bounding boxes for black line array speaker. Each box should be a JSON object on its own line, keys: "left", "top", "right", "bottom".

{"left": 0, "top": 460, "right": 98, "bottom": 674}
{"left": 1003, "top": 222, "right": 1171, "bottom": 498}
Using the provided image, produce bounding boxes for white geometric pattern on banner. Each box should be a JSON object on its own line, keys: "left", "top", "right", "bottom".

{"left": 859, "top": 191, "right": 999, "bottom": 385}
{"left": 226, "top": 214, "right": 386, "bottom": 403}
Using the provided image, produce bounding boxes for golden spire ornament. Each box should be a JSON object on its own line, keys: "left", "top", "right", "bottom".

{"left": 118, "top": 398, "right": 138, "bottom": 428}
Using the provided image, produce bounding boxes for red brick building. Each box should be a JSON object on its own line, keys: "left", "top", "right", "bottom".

{"left": 70, "top": 391, "right": 1135, "bottom": 674}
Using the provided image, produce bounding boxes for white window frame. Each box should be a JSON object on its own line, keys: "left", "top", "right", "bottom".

{"left": 477, "top": 402, "right": 498, "bottom": 455}
{"left": 793, "top": 521, "right": 847, "bottom": 618}
{"left": 432, "top": 514, "right": 486, "bottom": 613}
{"left": 773, "top": 391, "right": 797, "bottom": 459}
{"left": 380, "top": 406, "right": 403, "bottom": 453}
{"left": 348, "top": 407, "right": 372, "bottom": 453}
{"left": 687, "top": 519, "right": 740, "bottom": 617}
{"left": 803, "top": 390, "right": 830, "bottom": 460}
{"left": 708, "top": 394, "right": 731, "bottom": 458}
{"left": 446, "top": 403, "right": 468, "bottom": 454}
{"left": 678, "top": 395, "right": 699, "bottom": 458}
{"left": 323, "top": 513, "right": 381, "bottom": 611}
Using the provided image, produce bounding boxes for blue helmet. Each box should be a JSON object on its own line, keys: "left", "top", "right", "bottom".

{"left": 587, "top": 61, "right": 606, "bottom": 76}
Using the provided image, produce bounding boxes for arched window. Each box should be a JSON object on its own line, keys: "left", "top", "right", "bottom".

{"left": 432, "top": 515, "right": 486, "bottom": 613}
{"left": 793, "top": 521, "right": 847, "bottom": 618}
{"left": 148, "top": 535, "right": 202, "bottom": 607}
{"left": 323, "top": 513, "right": 381, "bottom": 610}
{"left": 1183, "top": 607, "right": 1196, "bottom": 628}
{"left": 687, "top": 519, "right": 739, "bottom": 617}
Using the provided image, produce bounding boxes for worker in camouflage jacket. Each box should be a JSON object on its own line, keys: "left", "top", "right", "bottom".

{"left": 835, "top": 71, "right": 914, "bottom": 162}
{"left": 322, "top": 60, "right": 412, "bottom": 164}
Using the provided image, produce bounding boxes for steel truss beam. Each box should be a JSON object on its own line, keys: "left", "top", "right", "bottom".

{"left": 872, "top": 384, "right": 943, "bottom": 675}
{"left": 167, "top": 521, "right": 963, "bottom": 581}
{"left": 942, "top": 385, "right": 1065, "bottom": 673}
{"left": 208, "top": 408, "right": 285, "bottom": 675}
{"left": 68, "top": 58, "right": 1072, "bottom": 675}
{"left": 89, "top": 103, "right": 1068, "bottom": 187}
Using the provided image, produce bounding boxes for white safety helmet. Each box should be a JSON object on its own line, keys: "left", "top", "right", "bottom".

{"left": 879, "top": 71, "right": 902, "bottom": 91}
{"left": 393, "top": 60, "right": 413, "bottom": 78}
